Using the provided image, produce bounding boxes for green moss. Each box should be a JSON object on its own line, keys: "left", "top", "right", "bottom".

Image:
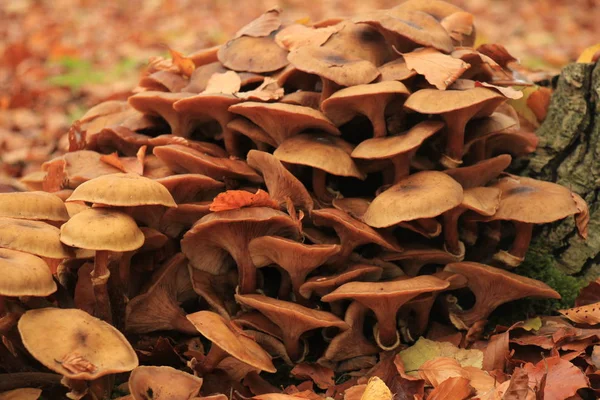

{"left": 487, "top": 247, "right": 585, "bottom": 327}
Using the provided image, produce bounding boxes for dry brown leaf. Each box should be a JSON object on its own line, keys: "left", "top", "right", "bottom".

{"left": 482, "top": 331, "right": 509, "bottom": 371}
{"left": 234, "top": 9, "right": 282, "bottom": 39}
{"left": 501, "top": 368, "right": 533, "bottom": 400}
{"left": 440, "top": 12, "right": 474, "bottom": 43}
{"left": 418, "top": 357, "right": 469, "bottom": 387}
{"left": 68, "top": 120, "right": 86, "bottom": 152}
{"left": 42, "top": 158, "right": 66, "bottom": 192}
{"left": 343, "top": 384, "right": 366, "bottom": 400}
{"left": 275, "top": 24, "right": 339, "bottom": 51}
{"left": 476, "top": 81, "right": 523, "bottom": 99}
{"left": 577, "top": 278, "right": 600, "bottom": 306}
{"left": 236, "top": 77, "right": 284, "bottom": 101}
{"left": 526, "top": 87, "right": 552, "bottom": 122}
{"left": 463, "top": 366, "right": 496, "bottom": 398}
{"left": 559, "top": 302, "right": 600, "bottom": 325}
{"left": 402, "top": 47, "right": 470, "bottom": 90}
{"left": 592, "top": 346, "right": 600, "bottom": 369}
{"left": 59, "top": 352, "right": 97, "bottom": 374}
{"left": 476, "top": 44, "right": 518, "bottom": 68}
{"left": 169, "top": 47, "right": 196, "bottom": 77}
{"left": 522, "top": 356, "right": 589, "bottom": 400}
{"left": 204, "top": 71, "right": 242, "bottom": 95}
{"left": 209, "top": 189, "right": 279, "bottom": 212}
{"left": 427, "top": 376, "right": 472, "bottom": 400}
{"left": 290, "top": 363, "right": 335, "bottom": 390}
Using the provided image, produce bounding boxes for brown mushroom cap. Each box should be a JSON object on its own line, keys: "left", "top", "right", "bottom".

{"left": 298, "top": 264, "right": 383, "bottom": 299}
{"left": 228, "top": 117, "right": 277, "bottom": 148}
{"left": 60, "top": 208, "right": 144, "bottom": 252}
{"left": 128, "top": 91, "right": 195, "bottom": 137}
{"left": 444, "top": 154, "right": 512, "bottom": 189}
{"left": 0, "top": 217, "right": 73, "bottom": 259}
{"left": 379, "top": 58, "right": 418, "bottom": 82}
{"left": 443, "top": 262, "right": 560, "bottom": 328}
{"left": 229, "top": 102, "right": 340, "bottom": 145}
{"left": 381, "top": 243, "right": 462, "bottom": 276}
{"left": 0, "top": 191, "right": 69, "bottom": 222}
{"left": 0, "top": 389, "right": 42, "bottom": 400}
{"left": 67, "top": 173, "right": 176, "bottom": 207}
{"left": 218, "top": 34, "right": 288, "bottom": 73}
{"left": 274, "top": 133, "right": 364, "bottom": 179}
{"left": 186, "top": 310, "right": 276, "bottom": 373}
{"left": 18, "top": 307, "right": 138, "bottom": 380}
{"left": 352, "top": 9, "right": 453, "bottom": 53}
{"left": 362, "top": 171, "right": 464, "bottom": 228}
{"left": 129, "top": 366, "right": 203, "bottom": 400}
{"left": 0, "top": 248, "right": 57, "bottom": 297}
{"left": 235, "top": 293, "right": 348, "bottom": 361}
{"left": 155, "top": 174, "right": 224, "bottom": 203}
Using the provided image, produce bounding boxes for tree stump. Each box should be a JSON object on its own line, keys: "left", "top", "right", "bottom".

{"left": 522, "top": 60, "right": 600, "bottom": 280}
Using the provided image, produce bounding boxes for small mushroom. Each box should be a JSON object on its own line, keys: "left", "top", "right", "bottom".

{"left": 381, "top": 243, "right": 461, "bottom": 276}
{"left": 321, "top": 81, "right": 411, "bottom": 138}
{"left": 186, "top": 310, "right": 276, "bottom": 373}
{"left": 404, "top": 87, "right": 505, "bottom": 168}
{"left": 235, "top": 293, "right": 348, "bottom": 362}
{"left": 128, "top": 366, "right": 203, "bottom": 400}
{"left": 128, "top": 91, "right": 196, "bottom": 137}
{"left": 321, "top": 275, "right": 449, "bottom": 349}
{"left": 155, "top": 174, "right": 225, "bottom": 203}
{"left": 299, "top": 264, "right": 383, "bottom": 301}
{"left": 443, "top": 262, "right": 561, "bottom": 328}
{"left": 0, "top": 191, "right": 69, "bottom": 223}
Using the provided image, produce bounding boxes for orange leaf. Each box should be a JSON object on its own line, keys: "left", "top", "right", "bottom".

{"left": 418, "top": 357, "right": 469, "bottom": 387}
{"left": 402, "top": 47, "right": 470, "bottom": 90}
{"left": 100, "top": 152, "right": 127, "bottom": 173}
{"left": 526, "top": 87, "right": 552, "bottom": 122}
{"left": 234, "top": 9, "right": 282, "bottom": 39}
{"left": 427, "top": 377, "right": 472, "bottom": 400}
{"left": 68, "top": 120, "right": 86, "bottom": 152}
{"left": 482, "top": 331, "right": 509, "bottom": 371}
{"left": 559, "top": 302, "right": 600, "bottom": 325}
{"left": 169, "top": 47, "right": 195, "bottom": 77}
{"left": 42, "top": 158, "right": 66, "bottom": 193}
{"left": 522, "top": 356, "right": 589, "bottom": 400}
{"left": 204, "top": 71, "right": 241, "bottom": 95}
{"left": 209, "top": 189, "right": 279, "bottom": 212}
{"left": 290, "top": 363, "right": 335, "bottom": 390}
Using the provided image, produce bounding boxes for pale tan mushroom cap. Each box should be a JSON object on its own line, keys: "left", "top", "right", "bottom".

{"left": 68, "top": 173, "right": 176, "bottom": 207}
{"left": 0, "top": 191, "right": 69, "bottom": 222}
{"left": 60, "top": 208, "right": 144, "bottom": 252}
{"left": 274, "top": 133, "right": 365, "bottom": 179}
{"left": 404, "top": 87, "right": 504, "bottom": 115}
{"left": 0, "top": 217, "right": 73, "bottom": 259}
{"left": 0, "top": 248, "right": 57, "bottom": 297}
{"left": 129, "top": 366, "right": 203, "bottom": 400}
{"left": 186, "top": 310, "right": 276, "bottom": 373}
{"left": 0, "top": 388, "right": 42, "bottom": 400}
{"left": 461, "top": 187, "right": 501, "bottom": 216}
{"left": 363, "top": 171, "right": 463, "bottom": 228}
{"left": 18, "top": 308, "right": 138, "bottom": 380}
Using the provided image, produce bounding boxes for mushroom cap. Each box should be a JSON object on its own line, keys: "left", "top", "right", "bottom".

{"left": 274, "top": 133, "right": 365, "bottom": 179}
{"left": 444, "top": 154, "right": 511, "bottom": 189}
{"left": 404, "top": 87, "right": 504, "bottom": 115}
{"left": 362, "top": 171, "right": 464, "bottom": 228}
{"left": 0, "top": 191, "right": 69, "bottom": 221}
{"left": 0, "top": 389, "right": 42, "bottom": 400}
{"left": 235, "top": 293, "right": 348, "bottom": 332}
{"left": 351, "top": 121, "right": 444, "bottom": 160}
{"left": 321, "top": 275, "right": 450, "bottom": 304}
{"left": 128, "top": 91, "right": 192, "bottom": 115}
{"left": 487, "top": 175, "right": 585, "bottom": 224}
{"left": 461, "top": 187, "right": 501, "bottom": 216}
{"left": 379, "top": 58, "right": 418, "bottom": 82}
{"left": 218, "top": 34, "right": 288, "bottom": 73}
{"left": 321, "top": 81, "right": 411, "bottom": 126}
{"left": 18, "top": 307, "right": 138, "bottom": 380}
{"left": 0, "top": 248, "right": 57, "bottom": 297}
{"left": 155, "top": 174, "right": 224, "bottom": 203}
{"left": 129, "top": 366, "right": 203, "bottom": 400}
{"left": 60, "top": 208, "right": 144, "bottom": 252}
{"left": 299, "top": 264, "right": 383, "bottom": 299}
{"left": 0, "top": 217, "right": 73, "bottom": 259}
{"left": 67, "top": 173, "right": 176, "bottom": 207}
{"left": 352, "top": 10, "right": 453, "bottom": 53}
{"left": 186, "top": 310, "right": 276, "bottom": 373}
{"left": 287, "top": 46, "right": 380, "bottom": 87}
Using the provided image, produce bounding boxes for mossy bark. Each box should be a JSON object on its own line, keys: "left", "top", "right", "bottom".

{"left": 521, "top": 60, "right": 600, "bottom": 280}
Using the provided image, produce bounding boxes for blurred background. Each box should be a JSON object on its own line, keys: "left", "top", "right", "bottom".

{"left": 0, "top": 0, "right": 598, "bottom": 166}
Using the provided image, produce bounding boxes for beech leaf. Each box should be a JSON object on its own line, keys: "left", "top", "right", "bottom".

{"left": 559, "top": 302, "right": 600, "bottom": 325}
{"left": 360, "top": 377, "right": 392, "bottom": 400}
{"left": 522, "top": 356, "right": 589, "bottom": 400}
{"left": 501, "top": 368, "right": 533, "bottom": 400}
{"left": 418, "top": 357, "right": 469, "bottom": 387}
{"left": 399, "top": 337, "right": 484, "bottom": 376}
{"left": 275, "top": 24, "right": 339, "bottom": 51}
{"left": 290, "top": 363, "right": 335, "bottom": 390}
{"left": 427, "top": 376, "right": 472, "bottom": 400}
{"left": 402, "top": 47, "right": 470, "bottom": 90}
{"left": 234, "top": 9, "right": 281, "bottom": 39}
{"left": 482, "top": 331, "right": 509, "bottom": 371}
{"left": 209, "top": 189, "right": 279, "bottom": 212}
{"left": 203, "top": 71, "right": 242, "bottom": 95}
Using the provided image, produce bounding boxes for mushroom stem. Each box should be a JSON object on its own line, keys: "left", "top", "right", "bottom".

{"left": 91, "top": 250, "right": 113, "bottom": 324}
{"left": 312, "top": 169, "right": 334, "bottom": 203}
{"left": 461, "top": 220, "right": 479, "bottom": 246}
{"left": 222, "top": 127, "right": 241, "bottom": 157}
{"left": 508, "top": 221, "right": 534, "bottom": 259}
{"left": 443, "top": 207, "right": 466, "bottom": 256}
{"left": 237, "top": 257, "right": 257, "bottom": 295}
{"left": 321, "top": 79, "right": 341, "bottom": 102}
{"left": 470, "top": 140, "right": 487, "bottom": 163}
{"left": 441, "top": 114, "right": 468, "bottom": 168}
{"left": 282, "top": 332, "right": 304, "bottom": 362}
{"left": 118, "top": 251, "right": 134, "bottom": 299}
{"left": 278, "top": 271, "right": 292, "bottom": 300}
{"left": 201, "top": 344, "right": 228, "bottom": 373}
{"left": 391, "top": 153, "right": 411, "bottom": 183}
{"left": 372, "top": 308, "right": 401, "bottom": 349}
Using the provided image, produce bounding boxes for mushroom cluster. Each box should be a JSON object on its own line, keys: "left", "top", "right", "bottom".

{"left": 0, "top": 1, "right": 591, "bottom": 399}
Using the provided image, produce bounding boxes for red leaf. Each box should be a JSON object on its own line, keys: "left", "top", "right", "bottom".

{"left": 210, "top": 189, "right": 279, "bottom": 212}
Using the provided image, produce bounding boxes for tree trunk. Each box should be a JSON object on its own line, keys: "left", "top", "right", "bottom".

{"left": 521, "top": 60, "right": 600, "bottom": 280}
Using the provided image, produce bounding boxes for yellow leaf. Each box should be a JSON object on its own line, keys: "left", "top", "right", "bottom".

{"left": 577, "top": 44, "right": 600, "bottom": 63}
{"left": 169, "top": 47, "right": 195, "bottom": 77}
{"left": 520, "top": 317, "right": 542, "bottom": 331}
{"left": 360, "top": 377, "right": 392, "bottom": 400}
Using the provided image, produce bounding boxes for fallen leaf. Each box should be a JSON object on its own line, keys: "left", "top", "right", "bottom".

{"left": 343, "top": 384, "right": 366, "bottom": 400}
{"left": 440, "top": 12, "right": 474, "bottom": 43}
{"left": 204, "top": 71, "right": 242, "bottom": 95}
{"left": 522, "top": 356, "right": 589, "bottom": 400}
{"left": 236, "top": 77, "right": 284, "bottom": 101}
{"left": 235, "top": 9, "right": 281, "bottom": 39}
{"left": 42, "top": 158, "right": 66, "bottom": 192}
{"left": 559, "top": 302, "right": 600, "bottom": 325}
{"left": 501, "top": 368, "right": 533, "bottom": 400}
{"left": 290, "top": 363, "right": 335, "bottom": 390}
{"left": 209, "top": 189, "right": 279, "bottom": 212}
{"left": 577, "top": 43, "right": 600, "bottom": 63}
{"left": 360, "top": 377, "right": 392, "bottom": 400}
{"left": 402, "top": 47, "right": 470, "bottom": 90}
{"left": 275, "top": 24, "right": 339, "bottom": 51}
{"left": 483, "top": 331, "right": 509, "bottom": 371}
{"left": 575, "top": 278, "right": 600, "bottom": 306}
{"left": 592, "top": 346, "right": 600, "bottom": 369}
{"left": 508, "top": 86, "right": 541, "bottom": 127}
{"left": 399, "top": 337, "right": 484, "bottom": 376}
{"left": 100, "top": 152, "right": 127, "bottom": 172}
{"left": 526, "top": 87, "right": 552, "bottom": 122}
{"left": 418, "top": 357, "right": 469, "bottom": 387}
{"left": 477, "top": 43, "right": 518, "bottom": 68}
{"left": 517, "top": 317, "right": 543, "bottom": 332}
{"left": 476, "top": 81, "right": 523, "bottom": 99}
{"left": 59, "top": 352, "right": 97, "bottom": 374}
{"left": 427, "top": 376, "right": 472, "bottom": 400}
{"left": 68, "top": 120, "right": 86, "bottom": 152}
{"left": 463, "top": 366, "right": 496, "bottom": 398}
{"left": 169, "top": 47, "right": 196, "bottom": 77}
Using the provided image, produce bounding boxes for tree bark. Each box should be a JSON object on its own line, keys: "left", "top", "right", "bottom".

{"left": 520, "top": 61, "right": 600, "bottom": 279}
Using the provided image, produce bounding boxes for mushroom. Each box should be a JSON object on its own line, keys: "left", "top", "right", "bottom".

{"left": 128, "top": 366, "right": 203, "bottom": 400}
{"left": 189, "top": 267, "right": 239, "bottom": 319}
{"left": 273, "top": 133, "right": 364, "bottom": 203}
{"left": 443, "top": 262, "right": 561, "bottom": 328}
{"left": 227, "top": 117, "right": 276, "bottom": 152}
{"left": 482, "top": 175, "right": 589, "bottom": 267}
{"left": 18, "top": 308, "right": 137, "bottom": 393}
{"left": 60, "top": 208, "right": 144, "bottom": 323}
{"left": 321, "top": 81, "right": 411, "bottom": 138}
{"left": 249, "top": 236, "right": 340, "bottom": 302}
{"left": 181, "top": 207, "right": 301, "bottom": 294}
{"left": 381, "top": 243, "right": 461, "bottom": 276}
{"left": 351, "top": 121, "right": 444, "bottom": 183}
{"left": 235, "top": 293, "right": 348, "bottom": 362}
{"left": 321, "top": 275, "right": 449, "bottom": 349}
{"left": 186, "top": 310, "right": 276, "bottom": 374}
{"left": 362, "top": 171, "right": 464, "bottom": 229}
{"left": 0, "top": 389, "right": 42, "bottom": 400}
{"left": 378, "top": 58, "right": 418, "bottom": 82}
{"left": 298, "top": 264, "right": 383, "bottom": 301}
{"left": 128, "top": 91, "right": 196, "bottom": 137}
{"left": 0, "top": 191, "right": 69, "bottom": 223}
{"left": 404, "top": 87, "right": 505, "bottom": 168}
{"left": 155, "top": 174, "right": 225, "bottom": 204}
